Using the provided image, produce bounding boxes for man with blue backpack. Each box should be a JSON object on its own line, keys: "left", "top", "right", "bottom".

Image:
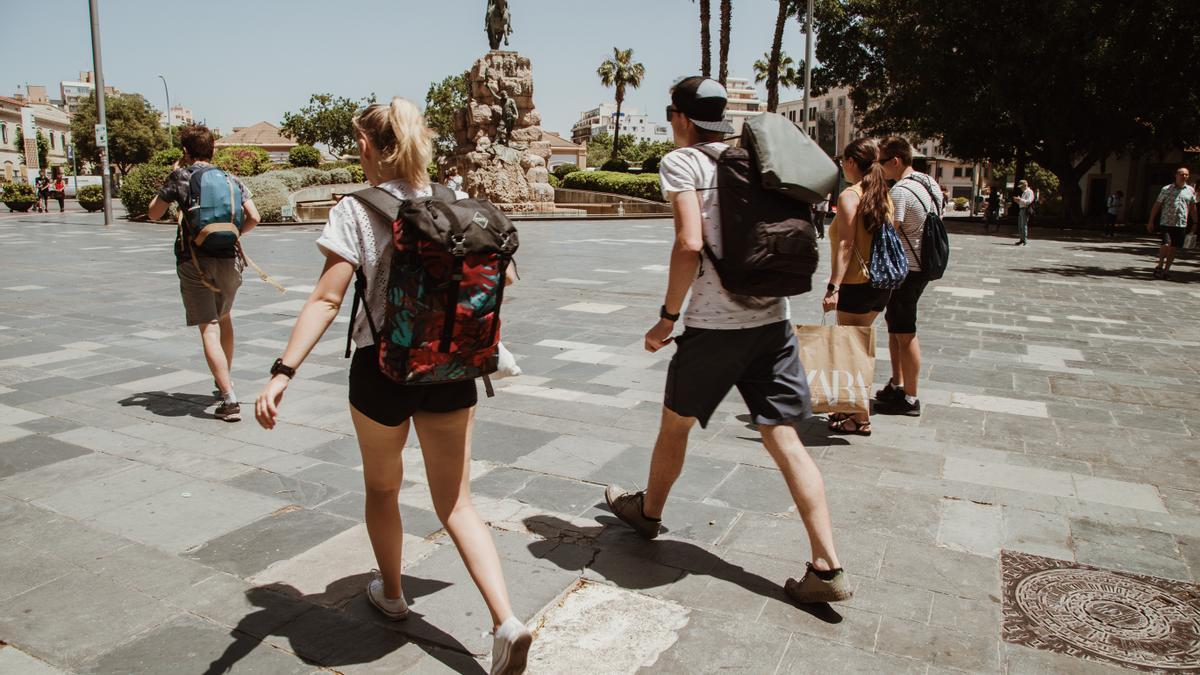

{"left": 148, "top": 124, "right": 260, "bottom": 422}
{"left": 876, "top": 137, "right": 949, "bottom": 417}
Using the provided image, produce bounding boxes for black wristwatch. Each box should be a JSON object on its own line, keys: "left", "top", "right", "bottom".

{"left": 827, "top": 283, "right": 839, "bottom": 293}
{"left": 270, "top": 358, "right": 297, "bottom": 379}
{"left": 660, "top": 305, "right": 681, "bottom": 322}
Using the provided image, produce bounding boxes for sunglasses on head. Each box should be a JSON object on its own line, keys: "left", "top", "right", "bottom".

{"left": 665, "top": 105, "right": 678, "bottom": 119}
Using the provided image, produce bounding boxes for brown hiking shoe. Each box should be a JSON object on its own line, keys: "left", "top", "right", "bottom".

{"left": 785, "top": 563, "right": 853, "bottom": 603}
{"left": 604, "top": 485, "right": 661, "bottom": 540}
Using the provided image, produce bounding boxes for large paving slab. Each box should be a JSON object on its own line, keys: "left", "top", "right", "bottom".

{"left": 0, "top": 210, "right": 1197, "bottom": 672}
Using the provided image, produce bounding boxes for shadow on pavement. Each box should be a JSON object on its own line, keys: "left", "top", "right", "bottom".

{"left": 207, "top": 577, "right": 482, "bottom": 674}
{"left": 1010, "top": 263, "right": 1200, "bottom": 283}
{"left": 524, "top": 514, "right": 843, "bottom": 626}
{"left": 118, "top": 390, "right": 217, "bottom": 420}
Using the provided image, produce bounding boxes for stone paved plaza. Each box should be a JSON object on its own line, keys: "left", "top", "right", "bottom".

{"left": 0, "top": 207, "right": 1197, "bottom": 674}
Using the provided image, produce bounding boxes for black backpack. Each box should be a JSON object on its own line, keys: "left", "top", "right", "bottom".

{"left": 694, "top": 144, "right": 819, "bottom": 297}
{"left": 896, "top": 176, "right": 950, "bottom": 280}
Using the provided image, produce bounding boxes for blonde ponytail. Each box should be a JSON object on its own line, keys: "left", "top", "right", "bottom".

{"left": 353, "top": 97, "right": 435, "bottom": 187}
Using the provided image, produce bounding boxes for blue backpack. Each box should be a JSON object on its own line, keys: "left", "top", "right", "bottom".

{"left": 182, "top": 166, "right": 244, "bottom": 255}
{"left": 857, "top": 221, "right": 909, "bottom": 289}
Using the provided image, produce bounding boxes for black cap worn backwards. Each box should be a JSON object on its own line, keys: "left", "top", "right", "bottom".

{"left": 670, "top": 76, "right": 735, "bottom": 135}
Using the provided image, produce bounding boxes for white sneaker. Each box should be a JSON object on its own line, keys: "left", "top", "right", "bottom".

{"left": 366, "top": 570, "right": 410, "bottom": 620}
{"left": 490, "top": 616, "right": 532, "bottom": 675}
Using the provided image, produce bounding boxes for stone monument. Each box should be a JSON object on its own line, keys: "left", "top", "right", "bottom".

{"left": 449, "top": 2, "right": 554, "bottom": 212}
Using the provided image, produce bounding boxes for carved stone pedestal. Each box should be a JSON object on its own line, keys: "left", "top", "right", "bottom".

{"left": 450, "top": 51, "right": 555, "bottom": 212}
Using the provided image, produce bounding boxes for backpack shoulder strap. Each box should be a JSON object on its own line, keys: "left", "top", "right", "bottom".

{"left": 692, "top": 143, "right": 723, "bottom": 162}
{"left": 187, "top": 166, "right": 214, "bottom": 207}
{"left": 430, "top": 183, "right": 457, "bottom": 202}
{"left": 346, "top": 187, "right": 405, "bottom": 220}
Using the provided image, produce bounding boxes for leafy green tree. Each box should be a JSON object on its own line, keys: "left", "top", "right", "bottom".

{"left": 424, "top": 74, "right": 470, "bottom": 162}
{"left": 810, "top": 0, "right": 1200, "bottom": 222}
{"left": 588, "top": 132, "right": 675, "bottom": 167}
{"left": 288, "top": 145, "right": 321, "bottom": 167}
{"left": 281, "top": 93, "right": 377, "bottom": 159}
{"left": 14, "top": 127, "right": 49, "bottom": 169}
{"left": 70, "top": 92, "right": 168, "bottom": 175}
{"left": 597, "top": 48, "right": 646, "bottom": 156}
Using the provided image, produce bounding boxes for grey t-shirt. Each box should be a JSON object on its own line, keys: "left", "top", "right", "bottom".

{"left": 890, "top": 172, "right": 941, "bottom": 272}
{"left": 159, "top": 163, "right": 252, "bottom": 264}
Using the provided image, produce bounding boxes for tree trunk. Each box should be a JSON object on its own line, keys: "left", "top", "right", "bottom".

{"left": 1060, "top": 179, "right": 1084, "bottom": 224}
{"left": 766, "top": 0, "right": 789, "bottom": 112}
{"left": 700, "top": 0, "right": 712, "bottom": 78}
{"left": 718, "top": 0, "right": 731, "bottom": 86}
{"left": 1013, "top": 149, "right": 1027, "bottom": 189}
{"left": 613, "top": 96, "right": 623, "bottom": 162}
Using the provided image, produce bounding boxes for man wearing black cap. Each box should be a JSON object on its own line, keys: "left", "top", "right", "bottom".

{"left": 605, "top": 76, "right": 851, "bottom": 604}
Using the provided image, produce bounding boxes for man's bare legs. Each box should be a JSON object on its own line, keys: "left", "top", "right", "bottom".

{"left": 640, "top": 407, "right": 841, "bottom": 571}
{"left": 760, "top": 423, "right": 840, "bottom": 570}
{"left": 641, "top": 407, "right": 696, "bottom": 519}
{"left": 198, "top": 315, "right": 234, "bottom": 395}
{"left": 1157, "top": 244, "right": 1177, "bottom": 273}
{"left": 888, "top": 333, "right": 921, "bottom": 397}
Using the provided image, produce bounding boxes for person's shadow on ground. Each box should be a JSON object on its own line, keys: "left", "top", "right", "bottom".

{"left": 522, "top": 514, "right": 842, "bottom": 626}
{"left": 118, "top": 390, "right": 218, "bottom": 420}
{"left": 205, "top": 576, "right": 484, "bottom": 675}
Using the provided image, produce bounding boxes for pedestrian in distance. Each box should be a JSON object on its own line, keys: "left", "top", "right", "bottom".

{"left": 254, "top": 98, "right": 532, "bottom": 675}
{"left": 1012, "top": 179, "right": 1034, "bottom": 245}
{"left": 1105, "top": 190, "right": 1123, "bottom": 237}
{"left": 147, "top": 124, "right": 260, "bottom": 422}
{"left": 445, "top": 165, "right": 463, "bottom": 192}
{"left": 604, "top": 76, "right": 851, "bottom": 605}
{"left": 52, "top": 171, "right": 66, "bottom": 213}
{"left": 35, "top": 170, "right": 50, "bottom": 212}
{"left": 823, "top": 137, "right": 896, "bottom": 435}
{"left": 814, "top": 193, "right": 831, "bottom": 239}
{"left": 877, "top": 136, "right": 940, "bottom": 417}
{"left": 1146, "top": 167, "right": 1197, "bottom": 280}
{"left": 985, "top": 184, "right": 1001, "bottom": 232}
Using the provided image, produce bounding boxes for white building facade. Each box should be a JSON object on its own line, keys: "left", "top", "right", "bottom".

{"left": 571, "top": 103, "right": 670, "bottom": 145}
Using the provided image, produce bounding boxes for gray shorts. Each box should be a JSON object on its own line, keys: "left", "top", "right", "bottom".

{"left": 177, "top": 257, "right": 243, "bottom": 326}
{"left": 665, "top": 320, "right": 813, "bottom": 429}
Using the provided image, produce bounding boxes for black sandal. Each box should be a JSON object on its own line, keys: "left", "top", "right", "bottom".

{"left": 829, "top": 417, "right": 872, "bottom": 436}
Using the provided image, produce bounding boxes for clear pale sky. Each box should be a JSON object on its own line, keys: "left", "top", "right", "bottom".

{"left": 1, "top": 0, "right": 815, "bottom": 137}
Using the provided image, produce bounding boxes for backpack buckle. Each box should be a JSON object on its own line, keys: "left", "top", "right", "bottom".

{"left": 449, "top": 234, "right": 467, "bottom": 257}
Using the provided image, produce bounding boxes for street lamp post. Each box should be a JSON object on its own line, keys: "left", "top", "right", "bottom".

{"left": 88, "top": 0, "right": 112, "bottom": 226}
{"left": 802, "top": 0, "right": 814, "bottom": 134}
{"left": 158, "top": 74, "right": 172, "bottom": 147}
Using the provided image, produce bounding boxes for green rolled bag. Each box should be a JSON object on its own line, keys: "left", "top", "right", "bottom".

{"left": 743, "top": 112, "right": 840, "bottom": 204}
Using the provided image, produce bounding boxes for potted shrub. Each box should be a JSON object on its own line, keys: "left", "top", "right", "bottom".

{"left": 2, "top": 182, "right": 36, "bottom": 212}
{"left": 77, "top": 184, "right": 105, "bottom": 212}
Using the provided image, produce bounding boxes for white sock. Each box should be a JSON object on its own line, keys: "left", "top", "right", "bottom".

{"left": 221, "top": 390, "right": 237, "bottom": 404}
{"left": 905, "top": 395, "right": 918, "bottom": 405}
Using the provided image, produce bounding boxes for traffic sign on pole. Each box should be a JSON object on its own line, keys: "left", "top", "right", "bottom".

{"left": 94, "top": 123, "right": 108, "bottom": 147}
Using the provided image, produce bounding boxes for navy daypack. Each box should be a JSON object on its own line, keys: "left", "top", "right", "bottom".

{"left": 857, "top": 222, "right": 909, "bottom": 290}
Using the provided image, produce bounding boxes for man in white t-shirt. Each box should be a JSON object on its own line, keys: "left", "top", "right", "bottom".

{"left": 1013, "top": 180, "right": 1035, "bottom": 245}
{"left": 604, "top": 76, "right": 851, "bottom": 605}
{"left": 877, "top": 136, "right": 941, "bottom": 417}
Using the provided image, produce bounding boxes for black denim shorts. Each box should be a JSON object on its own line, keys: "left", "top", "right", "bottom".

{"left": 664, "top": 320, "right": 813, "bottom": 429}
{"left": 348, "top": 345, "right": 477, "bottom": 427}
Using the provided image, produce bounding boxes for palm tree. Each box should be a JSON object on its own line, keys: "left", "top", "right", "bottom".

{"left": 754, "top": 52, "right": 802, "bottom": 111}
{"left": 597, "top": 47, "right": 646, "bottom": 158}
{"left": 692, "top": 0, "right": 712, "bottom": 77}
{"left": 764, "top": 0, "right": 797, "bottom": 112}
{"left": 717, "top": 0, "right": 732, "bottom": 86}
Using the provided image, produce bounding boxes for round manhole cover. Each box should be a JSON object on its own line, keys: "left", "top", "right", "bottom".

{"left": 1003, "top": 551, "right": 1200, "bottom": 673}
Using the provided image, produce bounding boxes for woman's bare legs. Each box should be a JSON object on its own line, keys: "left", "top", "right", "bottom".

{"left": 350, "top": 406, "right": 409, "bottom": 599}
{"left": 414, "top": 407, "right": 514, "bottom": 629}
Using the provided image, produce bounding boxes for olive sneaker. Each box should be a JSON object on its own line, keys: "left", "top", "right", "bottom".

{"left": 214, "top": 401, "right": 241, "bottom": 423}
{"left": 604, "top": 485, "right": 661, "bottom": 540}
{"left": 785, "top": 563, "right": 853, "bottom": 603}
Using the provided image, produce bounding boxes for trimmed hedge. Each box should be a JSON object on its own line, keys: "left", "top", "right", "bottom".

{"left": 551, "top": 163, "right": 578, "bottom": 180}
{"left": 241, "top": 175, "right": 290, "bottom": 222}
{"left": 329, "top": 167, "right": 353, "bottom": 183}
{"left": 77, "top": 184, "right": 104, "bottom": 212}
{"left": 561, "top": 171, "right": 663, "bottom": 202}
{"left": 288, "top": 145, "right": 321, "bottom": 167}
{"left": 641, "top": 155, "right": 662, "bottom": 174}
{"left": 547, "top": 173, "right": 561, "bottom": 189}
{"left": 600, "top": 158, "right": 630, "bottom": 173}
{"left": 119, "top": 163, "right": 173, "bottom": 218}
{"left": 214, "top": 145, "right": 271, "bottom": 176}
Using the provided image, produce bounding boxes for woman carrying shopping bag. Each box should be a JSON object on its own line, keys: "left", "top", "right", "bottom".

{"left": 821, "top": 138, "right": 896, "bottom": 436}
